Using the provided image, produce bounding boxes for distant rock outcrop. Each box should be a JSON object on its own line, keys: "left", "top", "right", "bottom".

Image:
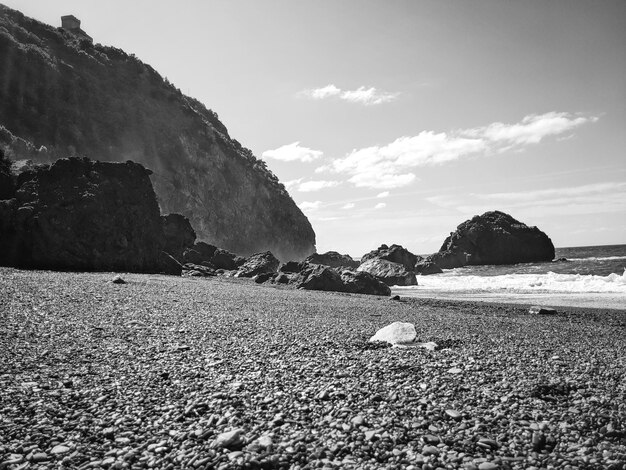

{"left": 0, "top": 4, "right": 315, "bottom": 261}
{"left": 0, "top": 157, "right": 165, "bottom": 272}
{"left": 361, "top": 244, "right": 421, "bottom": 272}
{"left": 305, "top": 251, "right": 359, "bottom": 269}
{"left": 357, "top": 258, "right": 417, "bottom": 286}
{"left": 429, "top": 210, "right": 555, "bottom": 269}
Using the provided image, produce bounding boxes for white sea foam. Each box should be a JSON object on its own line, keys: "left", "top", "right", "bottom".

{"left": 397, "top": 270, "right": 626, "bottom": 294}
{"left": 567, "top": 256, "right": 626, "bottom": 262}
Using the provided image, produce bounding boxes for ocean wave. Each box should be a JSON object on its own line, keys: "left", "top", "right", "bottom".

{"left": 397, "top": 270, "right": 626, "bottom": 294}
{"left": 566, "top": 255, "right": 626, "bottom": 262}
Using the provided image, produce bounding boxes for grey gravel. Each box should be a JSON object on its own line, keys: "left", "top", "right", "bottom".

{"left": 1, "top": 267, "right": 625, "bottom": 469}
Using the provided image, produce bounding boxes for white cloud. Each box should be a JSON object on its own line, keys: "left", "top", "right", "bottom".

{"left": 376, "top": 191, "right": 390, "bottom": 198}
{"left": 425, "top": 182, "right": 626, "bottom": 218}
{"left": 262, "top": 142, "right": 323, "bottom": 162}
{"left": 300, "top": 84, "right": 342, "bottom": 99}
{"left": 374, "top": 202, "right": 387, "bottom": 209}
{"left": 342, "top": 202, "right": 355, "bottom": 209}
{"left": 321, "top": 112, "right": 598, "bottom": 189}
{"left": 298, "top": 84, "right": 399, "bottom": 105}
{"left": 340, "top": 86, "right": 399, "bottom": 105}
{"left": 462, "top": 112, "right": 598, "bottom": 147}
{"left": 298, "top": 200, "right": 323, "bottom": 211}
{"left": 283, "top": 178, "right": 302, "bottom": 191}
{"left": 296, "top": 180, "right": 340, "bottom": 192}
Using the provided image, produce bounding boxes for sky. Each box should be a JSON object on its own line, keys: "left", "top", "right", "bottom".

{"left": 5, "top": 0, "right": 625, "bottom": 256}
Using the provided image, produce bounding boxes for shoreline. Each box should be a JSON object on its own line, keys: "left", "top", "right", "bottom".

{"left": 2, "top": 267, "right": 625, "bottom": 469}
{"left": 393, "top": 288, "right": 626, "bottom": 311}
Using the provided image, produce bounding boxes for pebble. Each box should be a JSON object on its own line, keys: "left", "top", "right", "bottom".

{"left": 30, "top": 452, "right": 49, "bottom": 463}
{"left": 448, "top": 367, "right": 463, "bottom": 374}
{"left": 445, "top": 409, "right": 462, "bottom": 420}
{"left": 212, "top": 429, "right": 245, "bottom": 450}
{"left": 351, "top": 415, "right": 366, "bottom": 426}
{"left": 50, "top": 444, "right": 70, "bottom": 455}
{"left": 422, "top": 445, "right": 440, "bottom": 456}
{"left": 478, "top": 463, "right": 499, "bottom": 470}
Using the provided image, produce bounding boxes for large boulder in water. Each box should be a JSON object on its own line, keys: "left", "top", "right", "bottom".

{"left": 361, "top": 244, "right": 421, "bottom": 272}
{"left": 357, "top": 258, "right": 417, "bottom": 286}
{"left": 429, "top": 210, "right": 555, "bottom": 269}
{"left": 236, "top": 251, "right": 280, "bottom": 278}
{"left": 0, "top": 157, "right": 165, "bottom": 271}
{"left": 414, "top": 261, "right": 443, "bottom": 275}
{"left": 305, "top": 251, "right": 359, "bottom": 269}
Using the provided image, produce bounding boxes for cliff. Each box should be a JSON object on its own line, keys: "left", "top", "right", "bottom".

{"left": 0, "top": 4, "right": 316, "bottom": 261}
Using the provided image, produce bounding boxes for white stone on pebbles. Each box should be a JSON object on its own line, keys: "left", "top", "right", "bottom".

{"left": 369, "top": 321, "right": 417, "bottom": 345}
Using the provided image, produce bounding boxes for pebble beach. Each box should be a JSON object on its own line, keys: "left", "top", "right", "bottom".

{"left": 1, "top": 267, "right": 625, "bottom": 470}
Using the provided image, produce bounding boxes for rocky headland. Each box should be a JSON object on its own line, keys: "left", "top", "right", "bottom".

{"left": 0, "top": 4, "right": 315, "bottom": 261}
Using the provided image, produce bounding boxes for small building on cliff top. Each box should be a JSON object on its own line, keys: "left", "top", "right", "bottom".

{"left": 61, "top": 15, "right": 92, "bottom": 43}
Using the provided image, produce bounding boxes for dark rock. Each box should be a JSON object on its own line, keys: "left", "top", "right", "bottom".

{"left": 0, "top": 148, "right": 15, "bottom": 200}
{"left": 554, "top": 257, "right": 568, "bottom": 262}
{"left": 296, "top": 265, "right": 345, "bottom": 293}
{"left": 296, "top": 265, "right": 390, "bottom": 296}
{"left": 529, "top": 382, "right": 573, "bottom": 399}
{"left": 391, "top": 295, "right": 400, "bottom": 301}
{"left": 160, "top": 251, "right": 183, "bottom": 275}
{"left": 211, "top": 248, "right": 238, "bottom": 270}
{"left": 305, "top": 251, "right": 359, "bottom": 269}
{"left": 161, "top": 213, "right": 196, "bottom": 262}
{"left": 357, "top": 258, "right": 417, "bottom": 286}
{"left": 532, "top": 431, "right": 546, "bottom": 451}
{"left": 429, "top": 211, "right": 555, "bottom": 269}
{"left": 183, "top": 242, "right": 217, "bottom": 265}
{"left": 340, "top": 270, "right": 391, "bottom": 296}
{"left": 254, "top": 272, "right": 275, "bottom": 284}
{"left": 361, "top": 244, "right": 421, "bottom": 272}
{"left": 280, "top": 260, "right": 306, "bottom": 273}
{"left": 274, "top": 273, "right": 292, "bottom": 284}
{"left": 0, "top": 157, "right": 165, "bottom": 272}
{"left": 414, "top": 261, "right": 444, "bottom": 275}
{"left": 182, "top": 263, "right": 217, "bottom": 277}
{"left": 237, "top": 251, "right": 280, "bottom": 277}
{"left": 529, "top": 306, "right": 557, "bottom": 315}
{"left": 111, "top": 275, "right": 126, "bottom": 284}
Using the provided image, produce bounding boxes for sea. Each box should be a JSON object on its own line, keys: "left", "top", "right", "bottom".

{"left": 393, "top": 244, "right": 626, "bottom": 310}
